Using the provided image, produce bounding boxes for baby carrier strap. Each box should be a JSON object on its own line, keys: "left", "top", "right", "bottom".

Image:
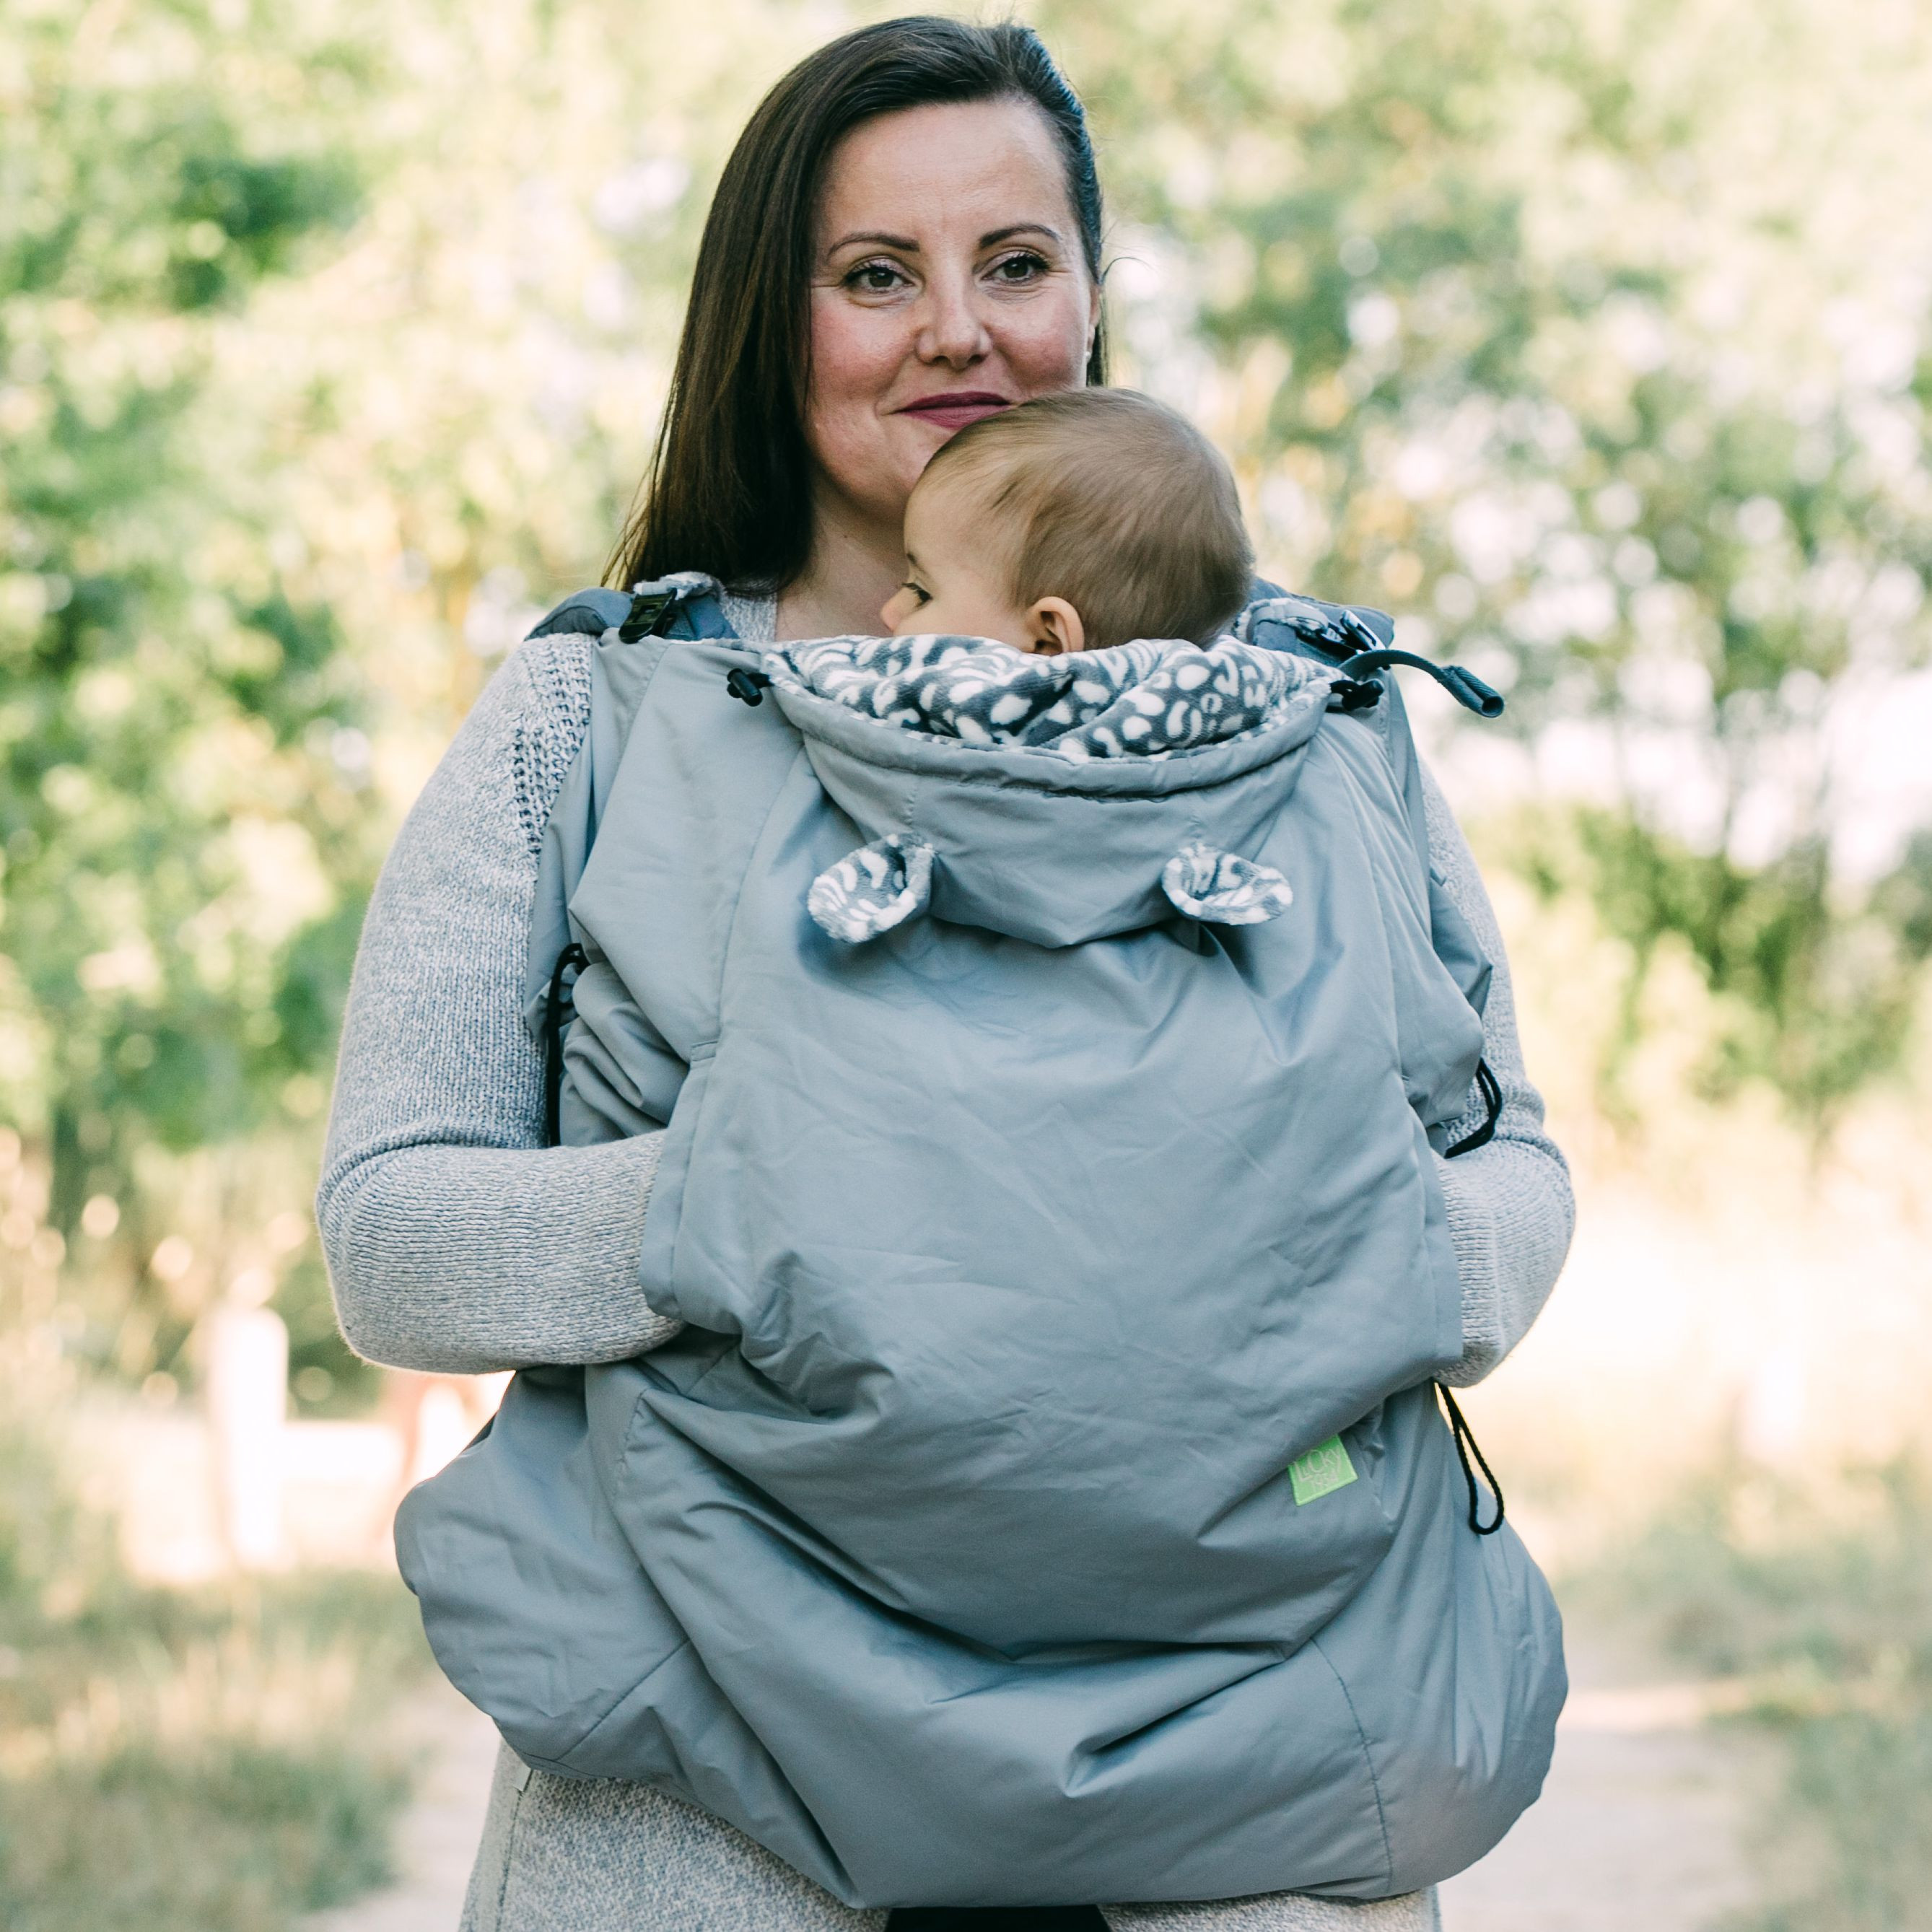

{"left": 523, "top": 584, "right": 634, "bottom": 639}
{"left": 1241, "top": 582, "right": 1498, "bottom": 1145}
{"left": 522, "top": 574, "right": 753, "bottom": 1130}
{"left": 1238, "top": 580, "right": 1428, "bottom": 862}
{"left": 521, "top": 576, "right": 807, "bottom": 1137}
{"left": 1238, "top": 588, "right": 1508, "bottom": 1513}
{"left": 524, "top": 572, "right": 739, "bottom": 646}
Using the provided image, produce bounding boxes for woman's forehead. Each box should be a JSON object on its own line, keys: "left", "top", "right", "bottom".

{"left": 816, "top": 99, "right": 1074, "bottom": 251}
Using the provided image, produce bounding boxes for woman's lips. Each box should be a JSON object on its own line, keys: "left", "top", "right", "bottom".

{"left": 896, "top": 392, "right": 1013, "bottom": 432}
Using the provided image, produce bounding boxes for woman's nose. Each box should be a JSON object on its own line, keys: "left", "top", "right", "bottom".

{"left": 916, "top": 276, "right": 993, "bottom": 369}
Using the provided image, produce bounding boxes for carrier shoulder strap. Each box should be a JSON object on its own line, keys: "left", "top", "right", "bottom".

{"left": 519, "top": 575, "right": 757, "bottom": 1067}
{"left": 1239, "top": 581, "right": 1503, "bottom": 1148}
{"left": 1237, "top": 582, "right": 1431, "bottom": 867}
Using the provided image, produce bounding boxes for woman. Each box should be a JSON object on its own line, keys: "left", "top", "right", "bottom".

{"left": 318, "top": 18, "right": 1574, "bottom": 1931}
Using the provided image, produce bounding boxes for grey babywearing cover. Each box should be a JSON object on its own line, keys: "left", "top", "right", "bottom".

{"left": 396, "top": 577, "right": 1565, "bottom": 1910}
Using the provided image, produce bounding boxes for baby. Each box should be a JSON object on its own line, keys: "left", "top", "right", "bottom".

{"left": 878, "top": 387, "right": 1255, "bottom": 656}
{"left": 779, "top": 388, "right": 1297, "bottom": 764}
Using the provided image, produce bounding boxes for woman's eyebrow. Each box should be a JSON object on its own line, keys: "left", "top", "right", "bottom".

{"left": 827, "top": 230, "right": 919, "bottom": 253}
{"left": 826, "top": 222, "right": 1065, "bottom": 255}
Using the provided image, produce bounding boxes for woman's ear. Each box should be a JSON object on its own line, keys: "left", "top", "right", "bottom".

{"left": 1025, "top": 597, "right": 1085, "bottom": 656}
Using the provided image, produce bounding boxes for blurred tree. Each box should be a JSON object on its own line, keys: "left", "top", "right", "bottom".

{"left": 1044, "top": 0, "right": 1932, "bottom": 1137}
{"left": 0, "top": 0, "right": 372, "bottom": 1368}
{"left": 1511, "top": 812, "right": 1932, "bottom": 1143}
{"left": 0, "top": 0, "right": 836, "bottom": 1391}
{"left": 6, "top": 0, "right": 1932, "bottom": 1399}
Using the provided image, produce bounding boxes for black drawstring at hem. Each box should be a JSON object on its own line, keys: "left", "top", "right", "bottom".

{"left": 1434, "top": 1381, "right": 1506, "bottom": 1535}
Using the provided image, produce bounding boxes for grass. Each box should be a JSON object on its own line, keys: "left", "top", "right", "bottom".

{"left": 0, "top": 1399, "right": 434, "bottom": 1932}
{"left": 1581, "top": 1460, "right": 1932, "bottom": 1932}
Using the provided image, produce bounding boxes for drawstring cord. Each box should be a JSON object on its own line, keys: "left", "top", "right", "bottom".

{"left": 1435, "top": 1059, "right": 1507, "bottom": 1531}
{"left": 1332, "top": 647, "right": 1505, "bottom": 719}
{"left": 1327, "top": 610, "right": 1506, "bottom": 719}
{"left": 1433, "top": 1381, "right": 1506, "bottom": 1535}
{"left": 1445, "top": 1059, "right": 1503, "bottom": 1157}
{"left": 542, "top": 940, "right": 587, "bottom": 1148}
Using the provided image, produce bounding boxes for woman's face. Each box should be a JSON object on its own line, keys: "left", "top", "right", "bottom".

{"left": 805, "top": 98, "right": 1100, "bottom": 541}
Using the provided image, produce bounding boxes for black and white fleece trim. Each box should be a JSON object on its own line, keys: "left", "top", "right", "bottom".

{"left": 768, "top": 632, "right": 1326, "bottom": 762}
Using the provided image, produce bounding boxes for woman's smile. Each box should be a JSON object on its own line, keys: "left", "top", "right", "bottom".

{"left": 893, "top": 388, "right": 1014, "bottom": 433}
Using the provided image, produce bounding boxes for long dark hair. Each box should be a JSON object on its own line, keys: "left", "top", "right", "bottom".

{"left": 607, "top": 17, "right": 1107, "bottom": 593}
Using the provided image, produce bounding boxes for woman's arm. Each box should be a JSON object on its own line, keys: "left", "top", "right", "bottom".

{"left": 1421, "top": 766, "right": 1575, "bottom": 1385}
{"left": 315, "top": 635, "right": 681, "bottom": 1374}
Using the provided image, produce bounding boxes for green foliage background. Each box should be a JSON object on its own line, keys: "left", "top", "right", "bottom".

{"left": 2, "top": 0, "right": 1931, "bottom": 1393}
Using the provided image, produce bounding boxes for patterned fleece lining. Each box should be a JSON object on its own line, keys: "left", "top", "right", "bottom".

{"left": 768, "top": 633, "right": 1328, "bottom": 761}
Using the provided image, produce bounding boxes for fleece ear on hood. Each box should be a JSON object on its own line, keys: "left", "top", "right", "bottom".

{"left": 806, "top": 833, "right": 935, "bottom": 943}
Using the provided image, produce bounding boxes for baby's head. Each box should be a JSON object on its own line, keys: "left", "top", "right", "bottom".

{"left": 881, "top": 390, "right": 1254, "bottom": 655}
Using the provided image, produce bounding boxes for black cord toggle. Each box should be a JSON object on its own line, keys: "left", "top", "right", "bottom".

{"left": 542, "top": 941, "right": 587, "bottom": 1146}
{"left": 1435, "top": 1381, "right": 1506, "bottom": 1534}
{"left": 1334, "top": 647, "right": 1505, "bottom": 718}
{"left": 1329, "top": 678, "right": 1384, "bottom": 713}
{"left": 725, "top": 667, "right": 772, "bottom": 706}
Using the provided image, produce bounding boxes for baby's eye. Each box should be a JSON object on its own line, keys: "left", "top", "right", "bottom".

{"left": 901, "top": 580, "right": 931, "bottom": 606}
{"left": 988, "top": 250, "right": 1049, "bottom": 285}
{"left": 845, "top": 258, "right": 911, "bottom": 294}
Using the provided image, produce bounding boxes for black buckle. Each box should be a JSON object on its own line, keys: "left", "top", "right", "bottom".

{"left": 1337, "top": 608, "right": 1383, "bottom": 652}
{"left": 725, "top": 667, "right": 772, "bottom": 707}
{"left": 1303, "top": 606, "right": 1384, "bottom": 664}
{"left": 1329, "top": 678, "right": 1383, "bottom": 713}
{"left": 616, "top": 590, "right": 677, "bottom": 642}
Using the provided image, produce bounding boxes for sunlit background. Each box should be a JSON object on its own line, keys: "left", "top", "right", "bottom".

{"left": 4, "top": 1, "right": 1931, "bottom": 1926}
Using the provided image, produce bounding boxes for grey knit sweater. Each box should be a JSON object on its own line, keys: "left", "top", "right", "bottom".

{"left": 318, "top": 600, "right": 1573, "bottom": 1931}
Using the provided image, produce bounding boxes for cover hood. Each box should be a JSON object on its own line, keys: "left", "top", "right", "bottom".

{"left": 764, "top": 633, "right": 1337, "bottom": 948}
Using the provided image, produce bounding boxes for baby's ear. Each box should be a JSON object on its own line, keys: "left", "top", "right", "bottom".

{"left": 1026, "top": 597, "right": 1085, "bottom": 656}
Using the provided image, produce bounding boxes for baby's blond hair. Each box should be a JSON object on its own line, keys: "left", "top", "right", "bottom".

{"left": 917, "top": 389, "right": 1254, "bottom": 650}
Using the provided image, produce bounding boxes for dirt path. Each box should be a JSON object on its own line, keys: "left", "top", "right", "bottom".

{"left": 303, "top": 1682, "right": 499, "bottom": 1932}
{"left": 1440, "top": 1625, "right": 1767, "bottom": 1932}
{"left": 317, "top": 1625, "right": 1764, "bottom": 1932}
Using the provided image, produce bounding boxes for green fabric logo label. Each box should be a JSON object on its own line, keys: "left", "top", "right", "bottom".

{"left": 1289, "top": 1436, "right": 1358, "bottom": 1505}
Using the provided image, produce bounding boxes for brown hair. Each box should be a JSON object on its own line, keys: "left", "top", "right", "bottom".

{"left": 608, "top": 17, "right": 1107, "bottom": 594}
{"left": 919, "top": 389, "right": 1254, "bottom": 649}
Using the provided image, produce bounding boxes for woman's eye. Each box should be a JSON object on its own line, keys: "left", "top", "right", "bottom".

{"left": 989, "top": 250, "right": 1049, "bottom": 284}
{"left": 845, "top": 259, "right": 909, "bottom": 294}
